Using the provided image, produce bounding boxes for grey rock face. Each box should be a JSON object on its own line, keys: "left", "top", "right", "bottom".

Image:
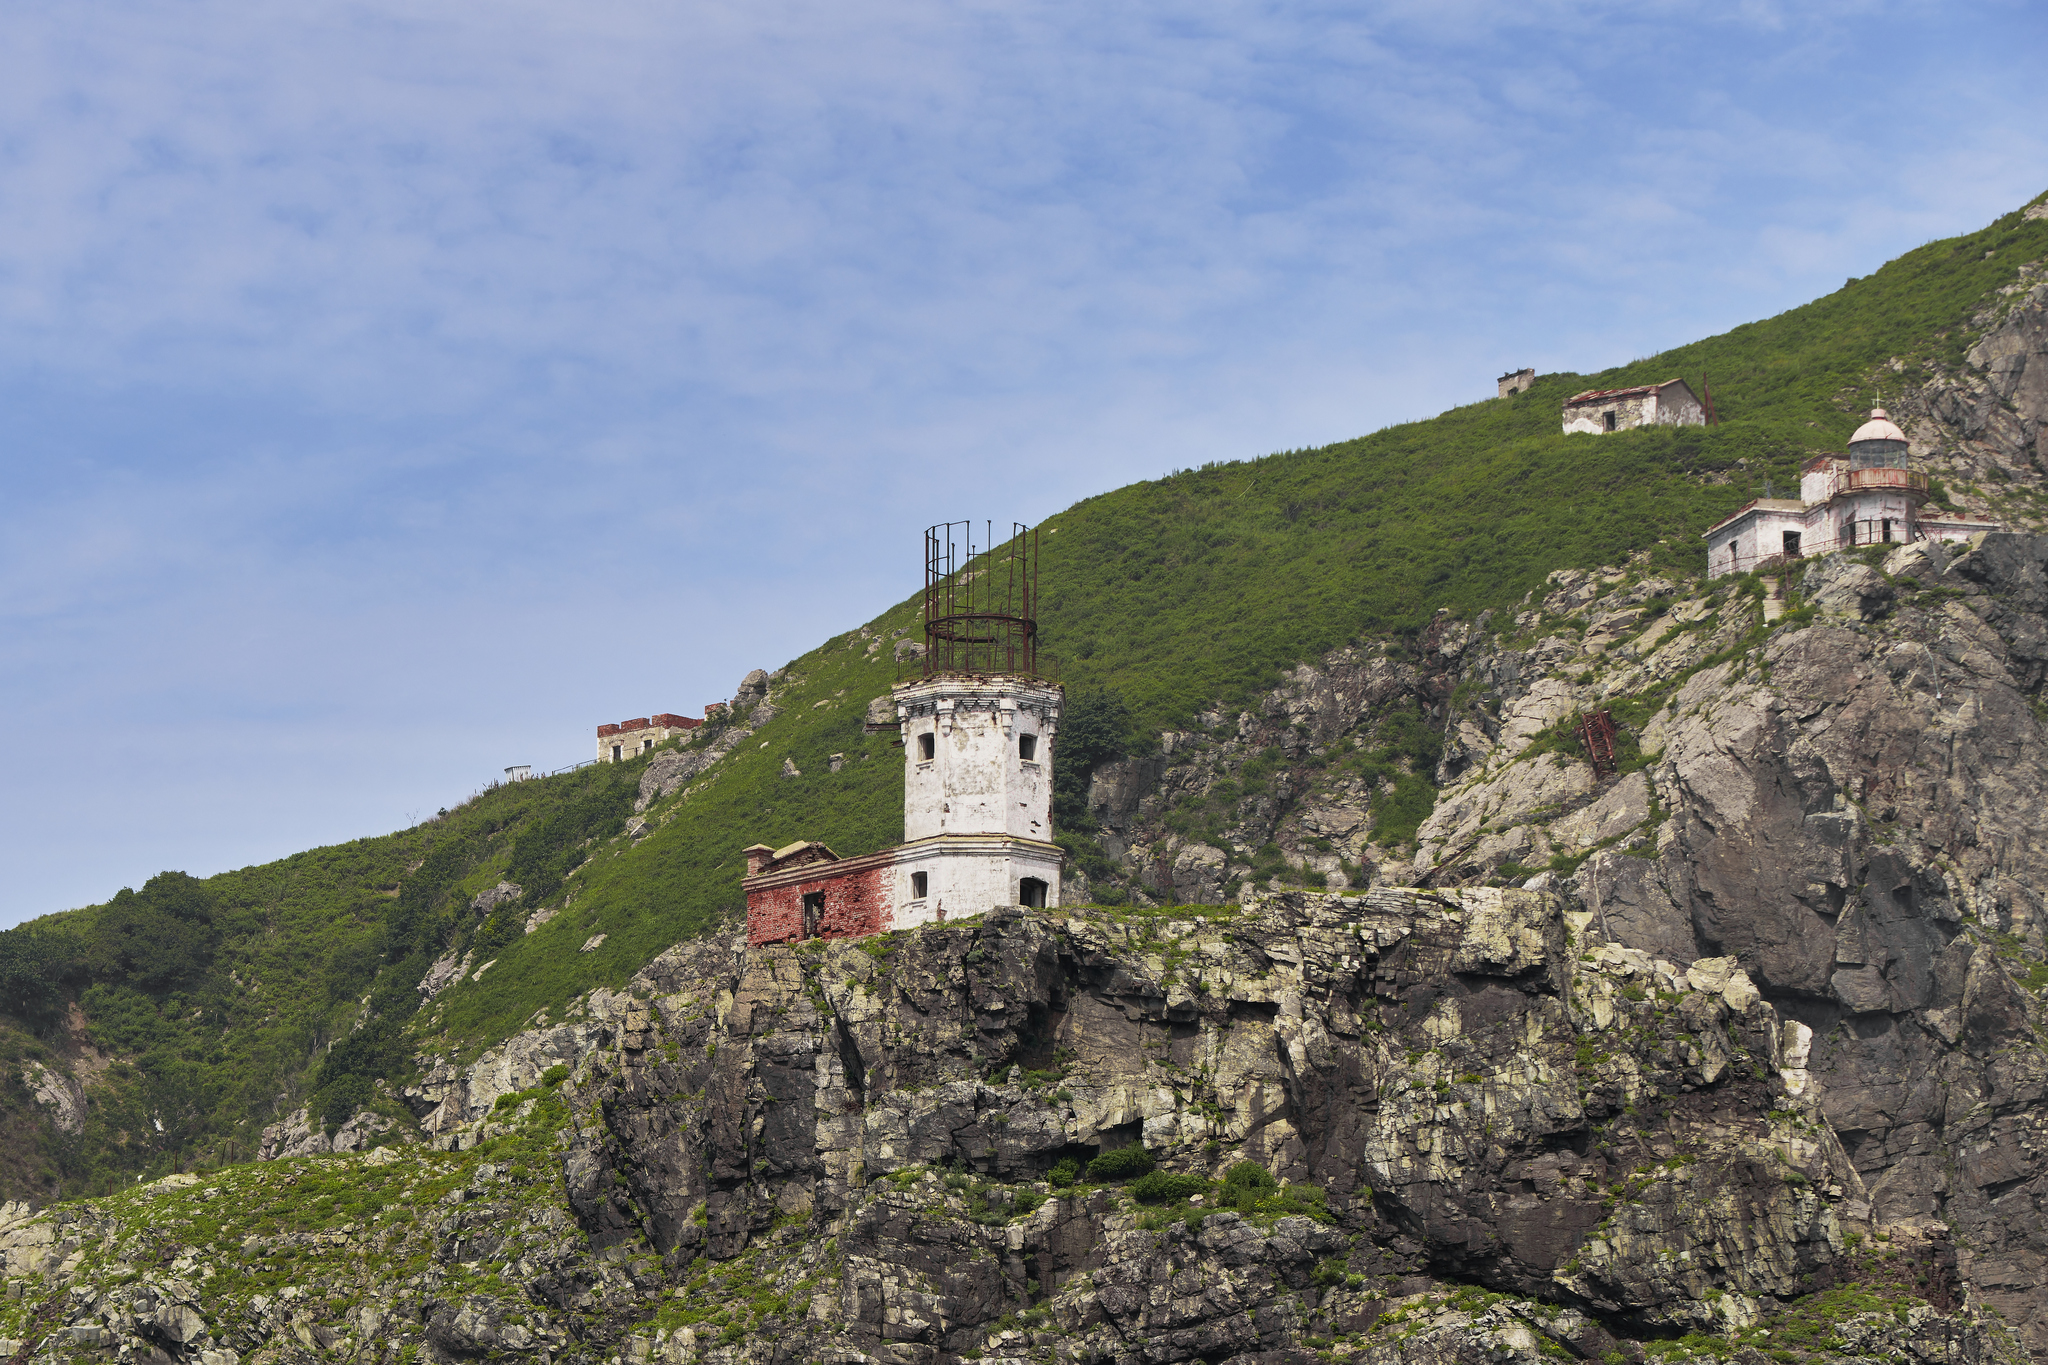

{"left": 0, "top": 892, "right": 2032, "bottom": 1364}
{"left": 1035, "top": 534, "right": 2048, "bottom": 1355}
{"left": 469, "top": 880, "right": 522, "bottom": 914}
{"left": 20, "top": 1061, "right": 86, "bottom": 1136}
{"left": 541, "top": 890, "right": 1914, "bottom": 1358}
{"left": 255, "top": 1104, "right": 402, "bottom": 1159}
{"left": 1872, "top": 263, "right": 2048, "bottom": 496}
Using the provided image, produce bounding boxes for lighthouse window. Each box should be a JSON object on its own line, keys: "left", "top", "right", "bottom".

{"left": 1603, "top": 410, "right": 1617, "bottom": 432}
{"left": 910, "top": 871, "right": 928, "bottom": 900}
{"left": 917, "top": 732, "right": 935, "bottom": 761}
{"left": 802, "top": 891, "right": 824, "bottom": 938}
{"left": 1882, "top": 518, "right": 1895, "bottom": 543}
{"left": 1019, "top": 878, "right": 1048, "bottom": 909}
{"left": 1018, "top": 734, "right": 1037, "bottom": 761}
{"left": 1782, "top": 530, "right": 1801, "bottom": 557}
{"left": 611, "top": 744, "right": 622, "bottom": 761}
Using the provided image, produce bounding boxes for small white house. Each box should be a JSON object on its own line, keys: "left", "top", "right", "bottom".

{"left": 1703, "top": 410, "right": 2001, "bottom": 577}
{"left": 1562, "top": 378, "right": 1705, "bottom": 435}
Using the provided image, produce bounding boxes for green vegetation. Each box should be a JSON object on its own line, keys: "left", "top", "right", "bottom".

{"left": 4, "top": 195, "right": 2046, "bottom": 1196}
{"left": 0, "top": 1079, "right": 582, "bottom": 1358}
{"left": 1643, "top": 1286, "right": 1928, "bottom": 1362}
{"left": 1128, "top": 1159, "right": 1334, "bottom": 1230}
{"left": 1128, "top": 1171, "right": 1209, "bottom": 1204}
{"left": 1086, "top": 1145, "right": 1155, "bottom": 1181}
{"left": 1038, "top": 199, "right": 2048, "bottom": 736}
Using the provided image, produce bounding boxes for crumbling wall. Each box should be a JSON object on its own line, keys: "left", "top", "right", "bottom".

{"left": 747, "top": 864, "right": 889, "bottom": 946}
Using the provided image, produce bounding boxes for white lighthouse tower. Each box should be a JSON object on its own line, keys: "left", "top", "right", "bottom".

{"left": 740, "top": 521, "right": 1064, "bottom": 946}
{"left": 891, "top": 522, "right": 1063, "bottom": 925}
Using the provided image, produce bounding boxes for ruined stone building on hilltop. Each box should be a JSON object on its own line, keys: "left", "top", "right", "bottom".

{"left": 596, "top": 713, "right": 704, "bottom": 762}
{"left": 1561, "top": 376, "right": 1706, "bottom": 434}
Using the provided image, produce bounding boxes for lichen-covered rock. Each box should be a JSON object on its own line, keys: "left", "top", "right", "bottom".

{"left": 0, "top": 890, "right": 2032, "bottom": 1364}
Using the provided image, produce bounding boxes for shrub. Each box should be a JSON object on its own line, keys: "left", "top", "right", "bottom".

{"left": 1047, "top": 1158, "right": 1081, "bottom": 1188}
{"left": 1129, "top": 1172, "right": 1210, "bottom": 1204}
{"left": 1087, "top": 1146, "right": 1155, "bottom": 1181}
{"left": 1221, "top": 1161, "right": 1278, "bottom": 1196}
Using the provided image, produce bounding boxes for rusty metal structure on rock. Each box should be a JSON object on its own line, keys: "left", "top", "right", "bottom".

{"left": 1578, "top": 709, "right": 1620, "bottom": 779}
{"left": 916, "top": 520, "right": 1054, "bottom": 681}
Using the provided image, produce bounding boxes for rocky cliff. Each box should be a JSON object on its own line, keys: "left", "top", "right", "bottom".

{"left": 1062, "top": 529, "right": 2048, "bottom": 1359}
{"left": 0, "top": 877, "right": 2036, "bottom": 1365}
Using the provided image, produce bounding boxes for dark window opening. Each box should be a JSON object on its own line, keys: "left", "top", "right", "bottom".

{"left": 611, "top": 744, "right": 622, "bottom": 761}
{"left": 643, "top": 738, "right": 654, "bottom": 751}
{"left": 1603, "top": 410, "right": 1617, "bottom": 432}
{"left": 802, "top": 891, "right": 825, "bottom": 938}
{"left": 917, "top": 732, "right": 935, "bottom": 761}
{"left": 1882, "top": 518, "right": 1895, "bottom": 543}
{"left": 1018, "top": 734, "right": 1037, "bottom": 761}
{"left": 910, "top": 871, "right": 928, "bottom": 900}
{"left": 1019, "top": 877, "right": 1048, "bottom": 909}
{"left": 1783, "top": 530, "right": 1802, "bottom": 557}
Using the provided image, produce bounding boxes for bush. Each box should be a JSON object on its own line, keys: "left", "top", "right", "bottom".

{"left": 1047, "top": 1158, "right": 1081, "bottom": 1188}
{"left": 0, "top": 922, "right": 80, "bottom": 1028}
{"left": 315, "top": 1074, "right": 373, "bottom": 1132}
{"left": 85, "top": 872, "right": 220, "bottom": 994}
{"left": 1130, "top": 1172, "right": 1210, "bottom": 1204}
{"left": 1221, "top": 1161, "right": 1278, "bottom": 1196}
{"left": 1087, "top": 1146, "right": 1155, "bottom": 1181}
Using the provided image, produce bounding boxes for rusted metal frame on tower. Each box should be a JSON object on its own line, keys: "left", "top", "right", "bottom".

{"left": 909, "top": 520, "right": 1051, "bottom": 682}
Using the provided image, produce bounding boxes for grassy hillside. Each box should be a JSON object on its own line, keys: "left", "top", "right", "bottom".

{"left": 2, "top": 189, "right": 2042, "bottom": 1196}
{"left": 0, "top": 763, "right": 658, "bottom": 1197}
{"left": 1035, "top": 194, "right": 2048, "bottom": 732}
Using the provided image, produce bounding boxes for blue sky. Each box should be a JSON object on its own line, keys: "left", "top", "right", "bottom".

{"left": 2, "top": 0, "right": 2043, "bottom": 926}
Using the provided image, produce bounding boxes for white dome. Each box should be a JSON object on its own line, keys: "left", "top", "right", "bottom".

{"left": 1850, "top": 408, "right": 1907, "bottom": 445}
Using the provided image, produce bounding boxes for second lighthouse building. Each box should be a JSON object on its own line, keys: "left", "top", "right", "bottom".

{"left": 742, "top": 522, "right": 1063, "bottom": 946}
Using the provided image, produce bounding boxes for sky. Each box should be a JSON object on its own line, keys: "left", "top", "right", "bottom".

{"left": 2, "top": 0, "right": 2044, "bottom": 926}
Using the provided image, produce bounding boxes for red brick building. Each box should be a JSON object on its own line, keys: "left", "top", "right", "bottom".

{"left": 740, "top": 842, "right": 893, "bottom": 944}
